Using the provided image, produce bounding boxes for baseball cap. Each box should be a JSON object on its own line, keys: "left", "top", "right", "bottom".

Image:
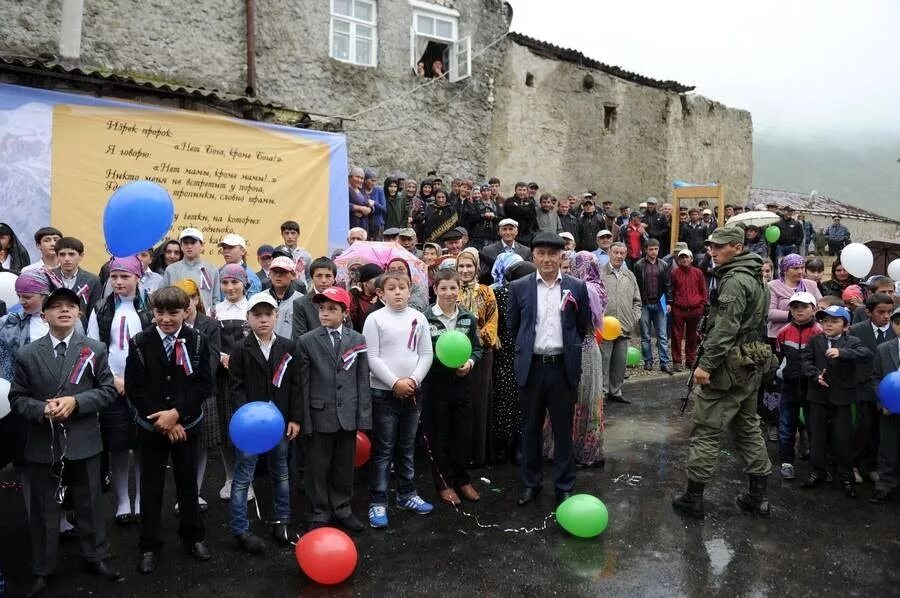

{"left": 646, "top": 197, "right": 658, "bottom": 204}
{"left": 788, "top": 291, "right": 817, "bottom": 306}
{"left": 498, "top": 218, "right": 519, "bottom": 228}
{"left": 219, "top": 233, "right": 246, "bottom": 248}
{"left": 269, "top": 256, "right": 296, "bottom": 272}
{"left": 257, "top": 244, "right": 274, "bottom": 257}
{"left": 271, "top": 245, "right": 293, "bottom": 259}
{"left": 558, "top": 232, "right": 575, "bottom": 242}
{"left": 42, "top": 287, "right": 81, "bottom": 311}
{"left": 179, "top": 227, "right": 204, "bottom": 242}
{"left": 312, "top": 286, "right": 351, "bottom": 310}
{"left": 638, "top": 202, "right": 647, "bottom": 209}
{"left": 706, "top": 226, "right": 744, "bottom": 245}
{"left": 398, "top": 228, "right": 416, "bottom": 238}
{"left": 596, "top": 229, "right": 613, "bottom": 238}
{"left": 582, "top": 192, "right": 593, "bottom": 198}
{"left": 677, "top": 248, "right": 693, "bottom": 258}
{"left": 702, "top": 208, "right": 713, "bottom": 215}
{"left": 246, "top": 292, "right": 278, "bottom": 312}
{"left": 581, "top": 197, "right": 595, "bottom": 205}
{"left": 816, "top": 305, "right": 851, "bottom": 324}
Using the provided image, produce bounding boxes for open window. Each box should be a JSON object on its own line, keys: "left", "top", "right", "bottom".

{"left": 409, "top": 2, "right": 470, "bottom": 82}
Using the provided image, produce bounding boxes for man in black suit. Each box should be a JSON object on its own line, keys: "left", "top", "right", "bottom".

{"left": 849, "top": 293, "right": 896, "bottom": 481}
{"left": 507, "top": 232, "right": 591, "bottom": 506}
{"left": 480, "top": 218, "right": 532, "bottom": 276}
{"left": 53, "top": 237, "right": 102, "bottom": 328}
{"left": 10, "top": 287, "right": 122, "bottom": 596}
{"left": 870, "top": 306, "right": 900, "bottom": 504}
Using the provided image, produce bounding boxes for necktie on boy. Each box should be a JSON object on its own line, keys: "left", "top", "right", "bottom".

{"left": 331, "top": 330, "right": 341, "bottom": 359}
{"left": 164, "top": 335, "right": 175, "bottom": 359}
{"left": 56, "top": 341, "right": 67, "bottom": 361}
{"left": 877, "top": 329, "right": 885, "bottom": 344}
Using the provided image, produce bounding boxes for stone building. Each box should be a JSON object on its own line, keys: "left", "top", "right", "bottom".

{"left": 1, "top": 0, "right": 752, "bottom": 203}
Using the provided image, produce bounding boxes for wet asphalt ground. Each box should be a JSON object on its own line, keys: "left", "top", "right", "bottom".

{"left": 1, "top": 374, "right": 899, "bottom": 597}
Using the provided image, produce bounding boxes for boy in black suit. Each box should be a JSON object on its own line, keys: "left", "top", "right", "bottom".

{"left": 870, "top": 306, "right": 900, "bottom": 504}
{"left": 228, "top": 292, "right": 301, "bottom": 552}
{"left": 801, "top": 305, "right": 872, "bottom": 497}
{"left": 297, "top": 286, "right": 372, "bottom": 532}
{"left": 125, "top": 286, "right": 214, "bottom": 574}
{"left": 10, "top": 287, "right": 122, "bottom": 596}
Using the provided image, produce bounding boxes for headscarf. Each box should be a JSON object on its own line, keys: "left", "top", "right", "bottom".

{"left": 109, "top": 256, "right": 143, "bottom": 278}
{"left": 219, "top": 263, "right": 248, "bottom": 286}
{"left": 386, "top": 257, "right": 412, "bottom": 278}
{"left": 174, "top": 278, "right": 206, "bottom": 314}
{"left": 14, "top": 268, "right": 59, "bottom": 296}
{"left": 572, "top": 251, "right": 608, "bottom": 329}
{"left": 779, "top": 253, "right": 807, "bottom": 291}
{"left": 491, "top": 252, "right": 523, "bottom": 287}
{"left": 456, "top": 248, "right": 481, "bottom": 309}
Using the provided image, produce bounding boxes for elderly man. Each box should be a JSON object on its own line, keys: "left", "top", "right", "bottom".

{"left": 601, "top": 242, "right": 642, "bottom": 404}
{"left": 481, "top": 218, "right": 532, "bottom": 273}
{"left": 593, "top": 229, "right": 613, "bottom": 267}
{"left": 347, "top": 227, "right": 368, "bottom": 246}
{"left": 559, "top": 232, "right": 576, "bottom": 252}
{"left": 398, "top": 228, "right": 423, "bottom": 259}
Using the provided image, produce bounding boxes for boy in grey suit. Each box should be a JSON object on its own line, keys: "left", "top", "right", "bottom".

{"left": 10, "top": 287, "right": 122, "bottom": 596}
{"left": 297, "top": 286, "right": 372, "bottom": 532}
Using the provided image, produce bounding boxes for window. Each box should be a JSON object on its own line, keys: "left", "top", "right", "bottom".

{"left": 330, "top": 0, "right": 377, "bottom": 67}
{"left": 409, "top": 2, "right": 471, "bottom": 82}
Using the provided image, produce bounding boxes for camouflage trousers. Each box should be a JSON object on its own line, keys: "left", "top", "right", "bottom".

{"left": 686, "top": 371, "right": 772, "bottom": 483}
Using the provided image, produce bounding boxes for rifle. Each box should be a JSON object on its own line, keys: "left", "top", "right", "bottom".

{"left": 680, "top": 287, "right": 717, "bottom": 413}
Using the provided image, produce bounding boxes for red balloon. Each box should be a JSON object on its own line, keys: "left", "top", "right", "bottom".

{"left": 354, "top": 431, "right": 371, "bottom": 467}
{"left": 295, "top": 527, "right": 358, "bottom": 585}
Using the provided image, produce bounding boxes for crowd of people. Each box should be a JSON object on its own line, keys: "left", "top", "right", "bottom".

{"left": 0, "top": 168, "right": 897, "bottom": 596}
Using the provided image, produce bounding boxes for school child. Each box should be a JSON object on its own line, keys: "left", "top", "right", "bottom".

{"left": 86, "top": 256, "right": 152, "bottom": 524}
{"left": 774, "top": 292, "right": 821, "bottom": 480}
{"left": 53, "top": 236, "right": 102, "bottom": 328}
{"left": 161, "top": 227, "right": 221, "bottom": 310}
{"left": 297, "top": 287, "right": 372, "bottom": 532}
{"left": 21, "top": 226, "right": 62, "bottom": 273}
{"left": 801, "top": 305, "right": 872, "bottom": 497}
{"left": 423, "top": 268, "right": 483, "bottom": 505}
{"left": 362, "top": 271, "right": 434, "bottom": 528}
{"left": 849, "top": 293, "right": 896, "bottom": 482}
{"left": 228, "top": 292, "right": 302, "bottom": 551}
{"left": 125, "top": 286, "right": 214, "bottom": 573}
{"left": 264, "top": 256, "right": 302, "bottom": 339}
{"left": 10, "top": 287, "right": 122, "bottom": 595}
{"left": 292, "top": 257, "right": 339, "bottom": 338}
{"left": 870, "top": 306, "right": 900, "bottom": 504}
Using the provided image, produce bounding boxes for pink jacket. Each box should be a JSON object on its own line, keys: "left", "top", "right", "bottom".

{"left": 767, "top": 278, "right": 822, "bottom": 338}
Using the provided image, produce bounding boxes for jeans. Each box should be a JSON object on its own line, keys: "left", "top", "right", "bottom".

{"left": 230, "top": 437, "right": 290, "bottom": 536}
{"left": 639, "top": 303, "right": 671, "bottom": 367}
{"left": 777, "top": 382, "right": 802, "bottom": 464}
{"left": 775, "top": 244, "right": 799, "bottom": 261}
{"left": 368, "top": 388, "right": 421, "bottom": 505}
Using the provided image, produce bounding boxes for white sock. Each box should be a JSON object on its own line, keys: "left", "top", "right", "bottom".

{"left": 133, "top": 452, "right": 141, "bottom": 515}
{"left": 197, "top": 446, "right": 208, "bottom": 495}
{"left": 59, "top": 513, "right": 74, "bottom": 532}
{"left": 110, "top": 450, "right": 132, "bottom": 516}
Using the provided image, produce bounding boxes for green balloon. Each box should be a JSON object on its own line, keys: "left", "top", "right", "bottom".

{"left": 764, "top": 226, "right": 781, "bottom": 243}
{"left": 626, "top": 346, "right": 642, "bottom": 367}
{"left": 435, "top": 330, "right": 472, "bottom": 368}
{"left": 556, "top": 494, "right": 609, "bottom": 538}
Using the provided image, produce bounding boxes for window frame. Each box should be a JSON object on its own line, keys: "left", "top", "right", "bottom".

{"left": 329, "top": 0, "right": 378, "bottom": 67}
{"left": 409, "top": 5, "right": 470, "bottom": 82}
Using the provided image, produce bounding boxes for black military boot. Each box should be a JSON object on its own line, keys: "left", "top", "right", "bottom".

{"left": 672, "top": 480, "right": 706, "bottom": 518}
{"left": 736, "top": 474, "right": 771, "bottom": 517}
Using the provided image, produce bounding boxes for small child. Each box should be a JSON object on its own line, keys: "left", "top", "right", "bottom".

{"left": 423, "top": 269, "right": 483, "bottom": 505}
{"left": 800, "top": 305, "right": 871, "bottom": 497}
{"left": 774, "top": 292, "right": 821, "bottom": 480}
{"left": 870, "top": 306, "right": 900, "bottom": 504}
{"left": 228, "top": 292, "right": 302, "bottom": 551}
{"left": 125, "top": 286, "right": 214, "bottom": 573}
{"left": 297, "top": 287, "right": 371, "bottom": 532}
{"left": 10, "top": 287, "right": 121, "bottom": 593}
{"left": 362, "top": 271, "right": 434, "bottom": 528}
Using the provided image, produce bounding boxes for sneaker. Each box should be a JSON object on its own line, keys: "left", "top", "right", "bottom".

{"left": 219, "top": 480, "right": 232, "bottom": 501}
{"left": 396, "top": 494, "right": 434, "bottom": 515}
{"left": 368, "top": 505, "right": 388, "bottom": 528}
{"left": 780, "top": 463, "right": 795, "bottom": 480}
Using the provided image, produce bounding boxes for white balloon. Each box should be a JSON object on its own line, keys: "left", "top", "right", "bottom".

{"left": 888, "top": 259, "right": 900, "bottom": 282}
{"left": 840, "top": 243, "right": 874, "bottom": 279}
{"left": 0, "top": 271, "right": 18, "bottom": 308}
{"left": 0, "top": 378, "right": 10, "bottom": 420}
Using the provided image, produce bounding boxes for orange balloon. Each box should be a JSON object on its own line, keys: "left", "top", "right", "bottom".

{"left": 601, "top": 316, "right": 622, "bottom": 341}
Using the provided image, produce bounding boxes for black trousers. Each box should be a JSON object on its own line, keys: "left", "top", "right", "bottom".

{"left": 304, "top": 430, "right": 356, "bottom": 523}
{"left": 853, "top": 401, "right": 880, "bottom": 473}
{"left": 876, "top": 413, "right": 900, "bottom": 494}
{"left": 138, "top": 428, "right": 204, "bottom": 552}
{"left": 519, "top": 358, "right": 576, "bottom": 493}
{"left": 809, "top": 403, "right": 853, "bottom": 482}
{"left": 425, "top": 376, "right": 472, "bottom": 491}
{"left": 27, "top": 454, "right": 108, "bottom": 575}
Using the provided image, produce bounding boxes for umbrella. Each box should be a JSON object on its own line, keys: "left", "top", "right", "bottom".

{"left": 864, "top": 239, "right": 900, "bottom": 276}
{"left": 725, "top": 210, "right": 780, "bottom": 228}
{"left": 333, "top": 241, "right": 428, "bottom": 288}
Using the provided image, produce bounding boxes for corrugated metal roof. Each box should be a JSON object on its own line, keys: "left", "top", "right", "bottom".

{"left": 750, "top": 188, "right": 900, "bottom": 224}
{"left": 508, "top": 32, "right": 694, "bottom": 93}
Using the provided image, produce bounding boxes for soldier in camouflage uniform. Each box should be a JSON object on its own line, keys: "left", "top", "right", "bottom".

{"left": 673, "top": 226, "right": 775, "bottom": 519}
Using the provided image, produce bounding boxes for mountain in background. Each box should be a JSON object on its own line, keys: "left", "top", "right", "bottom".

{"left": 752, "top": 133, "right": 900, "bottom": 219}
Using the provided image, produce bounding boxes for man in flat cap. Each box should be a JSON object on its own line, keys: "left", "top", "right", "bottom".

{"left": 480, "top": 218, "right": 532, "bottom": 274}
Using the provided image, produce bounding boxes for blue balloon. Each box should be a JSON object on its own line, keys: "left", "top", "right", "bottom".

{"left": 229, "top": 401, "right": 285, "bottom": 455}
{"left": 103, "top": 181, "right": 174, "bottom": 257}
{"left": 877, "top": 371, "right": 900, "bottom": 415}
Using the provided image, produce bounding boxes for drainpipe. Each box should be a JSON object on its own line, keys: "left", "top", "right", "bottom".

{"left": 245, "top": 0, "right": 257, "bottom": 96}
{"left": 59, "top": 0, "right": 85, "bottom": 62}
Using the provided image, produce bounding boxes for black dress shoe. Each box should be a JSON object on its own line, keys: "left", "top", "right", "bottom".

{"left": 236, "top": 532, "right": 266, "bottom": 554}
{"left": 271, "top": 522, "right": 292, "bottom": 545}
{"left": 607, "top": 395, "right": 631, "bottom": 404}
{"left": 336, "top": 514, "right": 365, "bottom": 533}
{"left": 26, "top": 575, "right": 49, "bottom": 597}
{"left": 59, "top": 527, "right": 78, "bottom": 541}
{"left": 800, "top": 474, "right": 824, "bottom": 489}
{"left": 138, "top": 552, "right": 158, "bottom": 574}
{"left": 556, "top": 491, "right": 573, "bottom": 506}
{"left": 86, "top": 560, "right": 124, "bottom": 582}
{"left": 516, "top": 486, "right": 542, "bottom": 506}
{"left": 185, "top": 541, "right": 211, "bottom": 561}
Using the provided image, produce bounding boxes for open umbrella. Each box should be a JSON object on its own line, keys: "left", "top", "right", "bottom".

{"left": 333, "top": 241, "right": 428, "bottom": 288}
{"left": 864, "top": 239, "right": 900, "bottom": 276}
{"left": 725, "top": 211, "right": 780, "bottom": 228}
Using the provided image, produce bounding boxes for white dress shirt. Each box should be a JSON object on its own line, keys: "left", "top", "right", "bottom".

{"left": 255, "top": 334, "right": 274, "bottom": 360}
{"left": 533, "top": 271, "right": 564, "bottom": 355}
{"left": 87, "top": 297, "right": 143, "bottom": 376}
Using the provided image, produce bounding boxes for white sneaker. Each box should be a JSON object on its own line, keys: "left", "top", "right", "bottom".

{"left": 247, "top": 485, "right": 255, "bottom": 502}
{"left": 780, "top": 463, "right": 795, "bottom": 480}
{"left": 219, "top": 480, "right": 232, "bottom": 501}
{"left": 852, "top": 468, "right": 864, "bottom": 484}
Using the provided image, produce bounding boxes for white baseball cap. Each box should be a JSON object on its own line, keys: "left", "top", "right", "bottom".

{"left": 498, "top": 218, "right": 519, "bottom": 228}
{"left": 702, "top": 208, "right": 713, "bottom": 215}
{"left": 558, "top": 232, "right": 575, "bottom": 242}
{"left": 788, "top": 291, "right": 817, "bottom": 306}
{"left": 218, "top": 233, "right": 246, "bottom": 248}
{"left": 179, "top": 227, "right": 204, "bottom": 242}
{"left": 596, "top": 229, "right": 613, "bottom": 238}
{"left": 678, "top": 248, "right": 693, "bottom": 258}
{"left": 246, "top": 292, "right": 278, "bottom": 312}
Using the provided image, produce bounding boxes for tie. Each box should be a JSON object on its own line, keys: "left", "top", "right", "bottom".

{"left": 877, "top": 329, "right": 885, "bottom": 344}
{"left": 331, "top": 330, "right": 341, "bottom": 359}
{"left": 164, "top": 335, "right": 176, "bottom": 360}
{"left": 55, "top": 341, "right": 67, "bottom": 361}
